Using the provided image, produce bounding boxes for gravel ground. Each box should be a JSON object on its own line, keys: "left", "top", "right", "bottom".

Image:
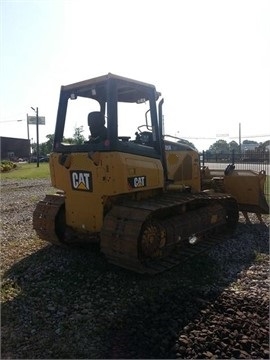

{"left": 1, "top": 178, "right": 269, "bottom": 359}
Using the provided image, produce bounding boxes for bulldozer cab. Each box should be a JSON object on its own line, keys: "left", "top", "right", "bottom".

{"left": 52, "top": 73, "right": 206, "bottom": 194}
{"left": 53, "top": 73, "right": 163, "bottom": 158}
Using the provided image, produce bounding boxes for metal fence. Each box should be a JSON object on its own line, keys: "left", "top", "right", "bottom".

{"left": 200, "top": 149, "right": 270, "bottom": 174}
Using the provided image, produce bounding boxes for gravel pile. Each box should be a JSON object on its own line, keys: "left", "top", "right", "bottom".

{"left": 174, "top": 259, "right": 269, "bottom": 359}
{"left": 1, "top": 178, "right": 269, "bottom": 359}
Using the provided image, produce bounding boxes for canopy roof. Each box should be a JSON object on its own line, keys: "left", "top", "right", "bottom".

{"left": 61, "top": 73, "right": 160, "bottom": 103}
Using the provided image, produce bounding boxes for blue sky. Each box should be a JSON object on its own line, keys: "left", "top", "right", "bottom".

{"left": 0, "top": 0, "right": 269, "bottom": 151}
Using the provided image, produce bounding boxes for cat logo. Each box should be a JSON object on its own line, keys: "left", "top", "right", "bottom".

{"left": 70, "top": 171, "right": 93, "bottom": 191}
{"left": 128, "top": 176, "right": 147, "bottom": 189}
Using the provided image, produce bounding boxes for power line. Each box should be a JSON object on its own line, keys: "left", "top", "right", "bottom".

{"left": 180, "top": 134, "right": 270, "bottom": 140}
{"left": 0, "top": 119, "right": 24, "bottom": 123}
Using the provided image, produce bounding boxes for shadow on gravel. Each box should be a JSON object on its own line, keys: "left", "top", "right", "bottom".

{"left": 1, "top": 221, "right": 269, "bottom": 359}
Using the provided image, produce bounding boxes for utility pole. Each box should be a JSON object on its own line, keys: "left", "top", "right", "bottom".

{"left": 31, "top": 107, "right": 40, "bottom": 168}
{"left": 239, "top": 122, "right": 242, "bottom": 154}
{"left": 26, "top": 114, "right": 30, "bottom": 160}
{"left": 26, "top": 114, "right": 30, "bottom": 141}
{"left": 36, "top": 107, "right": 39, "bottom": 168}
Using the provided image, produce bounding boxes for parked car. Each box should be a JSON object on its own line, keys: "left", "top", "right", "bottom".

{"left": 30, "top": 156, "right": 49, "bottom": 163}
{"left": 39, "top": 156, "right": 49, "bottom": 162}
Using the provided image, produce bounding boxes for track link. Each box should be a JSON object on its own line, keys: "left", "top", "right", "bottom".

{"left": 33, "top": 194, "right": 65, "bottom": 245}
{"left": 143, "top": 234, "right": 230, "bottom": 274}
{"left": 100, "top": 192, "right": 238, "bottom": 274}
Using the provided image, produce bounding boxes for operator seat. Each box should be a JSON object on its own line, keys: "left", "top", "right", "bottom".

{"left": 88, "top": 111, "right": 107, "bottom": 143}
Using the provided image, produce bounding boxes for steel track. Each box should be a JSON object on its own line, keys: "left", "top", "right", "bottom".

{"left": 33, "top": 192, "right": 238, "bottom": 274}
{"left": 100, "top": 192, "right": 239, "bottom": 274}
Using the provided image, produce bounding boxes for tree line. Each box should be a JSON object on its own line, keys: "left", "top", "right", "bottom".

{"left": 31, "top": 127, "right": 269, "bottom": 157}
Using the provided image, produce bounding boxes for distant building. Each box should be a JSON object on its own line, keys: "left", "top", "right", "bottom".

{"left": 0, "top": 136, "right": 30, "bottom": 161}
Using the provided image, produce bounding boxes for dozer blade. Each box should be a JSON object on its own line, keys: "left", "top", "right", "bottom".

{"left": 202, "top": 168, "right": 269, "bottom": 214}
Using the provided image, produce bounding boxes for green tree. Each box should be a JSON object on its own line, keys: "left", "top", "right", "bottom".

{"left": 73, "top": 126, "right": 86, "bottom": 144}
{"left": 242, "top": 140, "right": 258, "bottom": 145}
{"left": 32, "top": 134, "right": 55, "bottom": 156}
{"left": 228, "top": 140, "right": 239, "bottom": 152}
{"left": 258, "top": 140, "right": 270, "bottom": 150}
{"left": 45, "top": 134, "right": 55, "bottom": 152}
{"left": 40, "top": 134, "right": 55, "bottom": 155}
{"left": 208, "top": 139, "right": 229, "bottom": 153}
{"left": 39, "top": 142, "right": 48, "bottom": 156}
{"left": 63, "top": 137, "right": 75, "bottom": 144}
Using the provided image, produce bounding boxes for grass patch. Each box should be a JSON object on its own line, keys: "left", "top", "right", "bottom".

{"left": 0, "top": 162, "right": 50, "bottom": 180}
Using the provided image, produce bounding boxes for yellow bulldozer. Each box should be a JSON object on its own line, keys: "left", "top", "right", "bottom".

{"left": 33, "top": 73, "right": 269, "bottom": 274}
